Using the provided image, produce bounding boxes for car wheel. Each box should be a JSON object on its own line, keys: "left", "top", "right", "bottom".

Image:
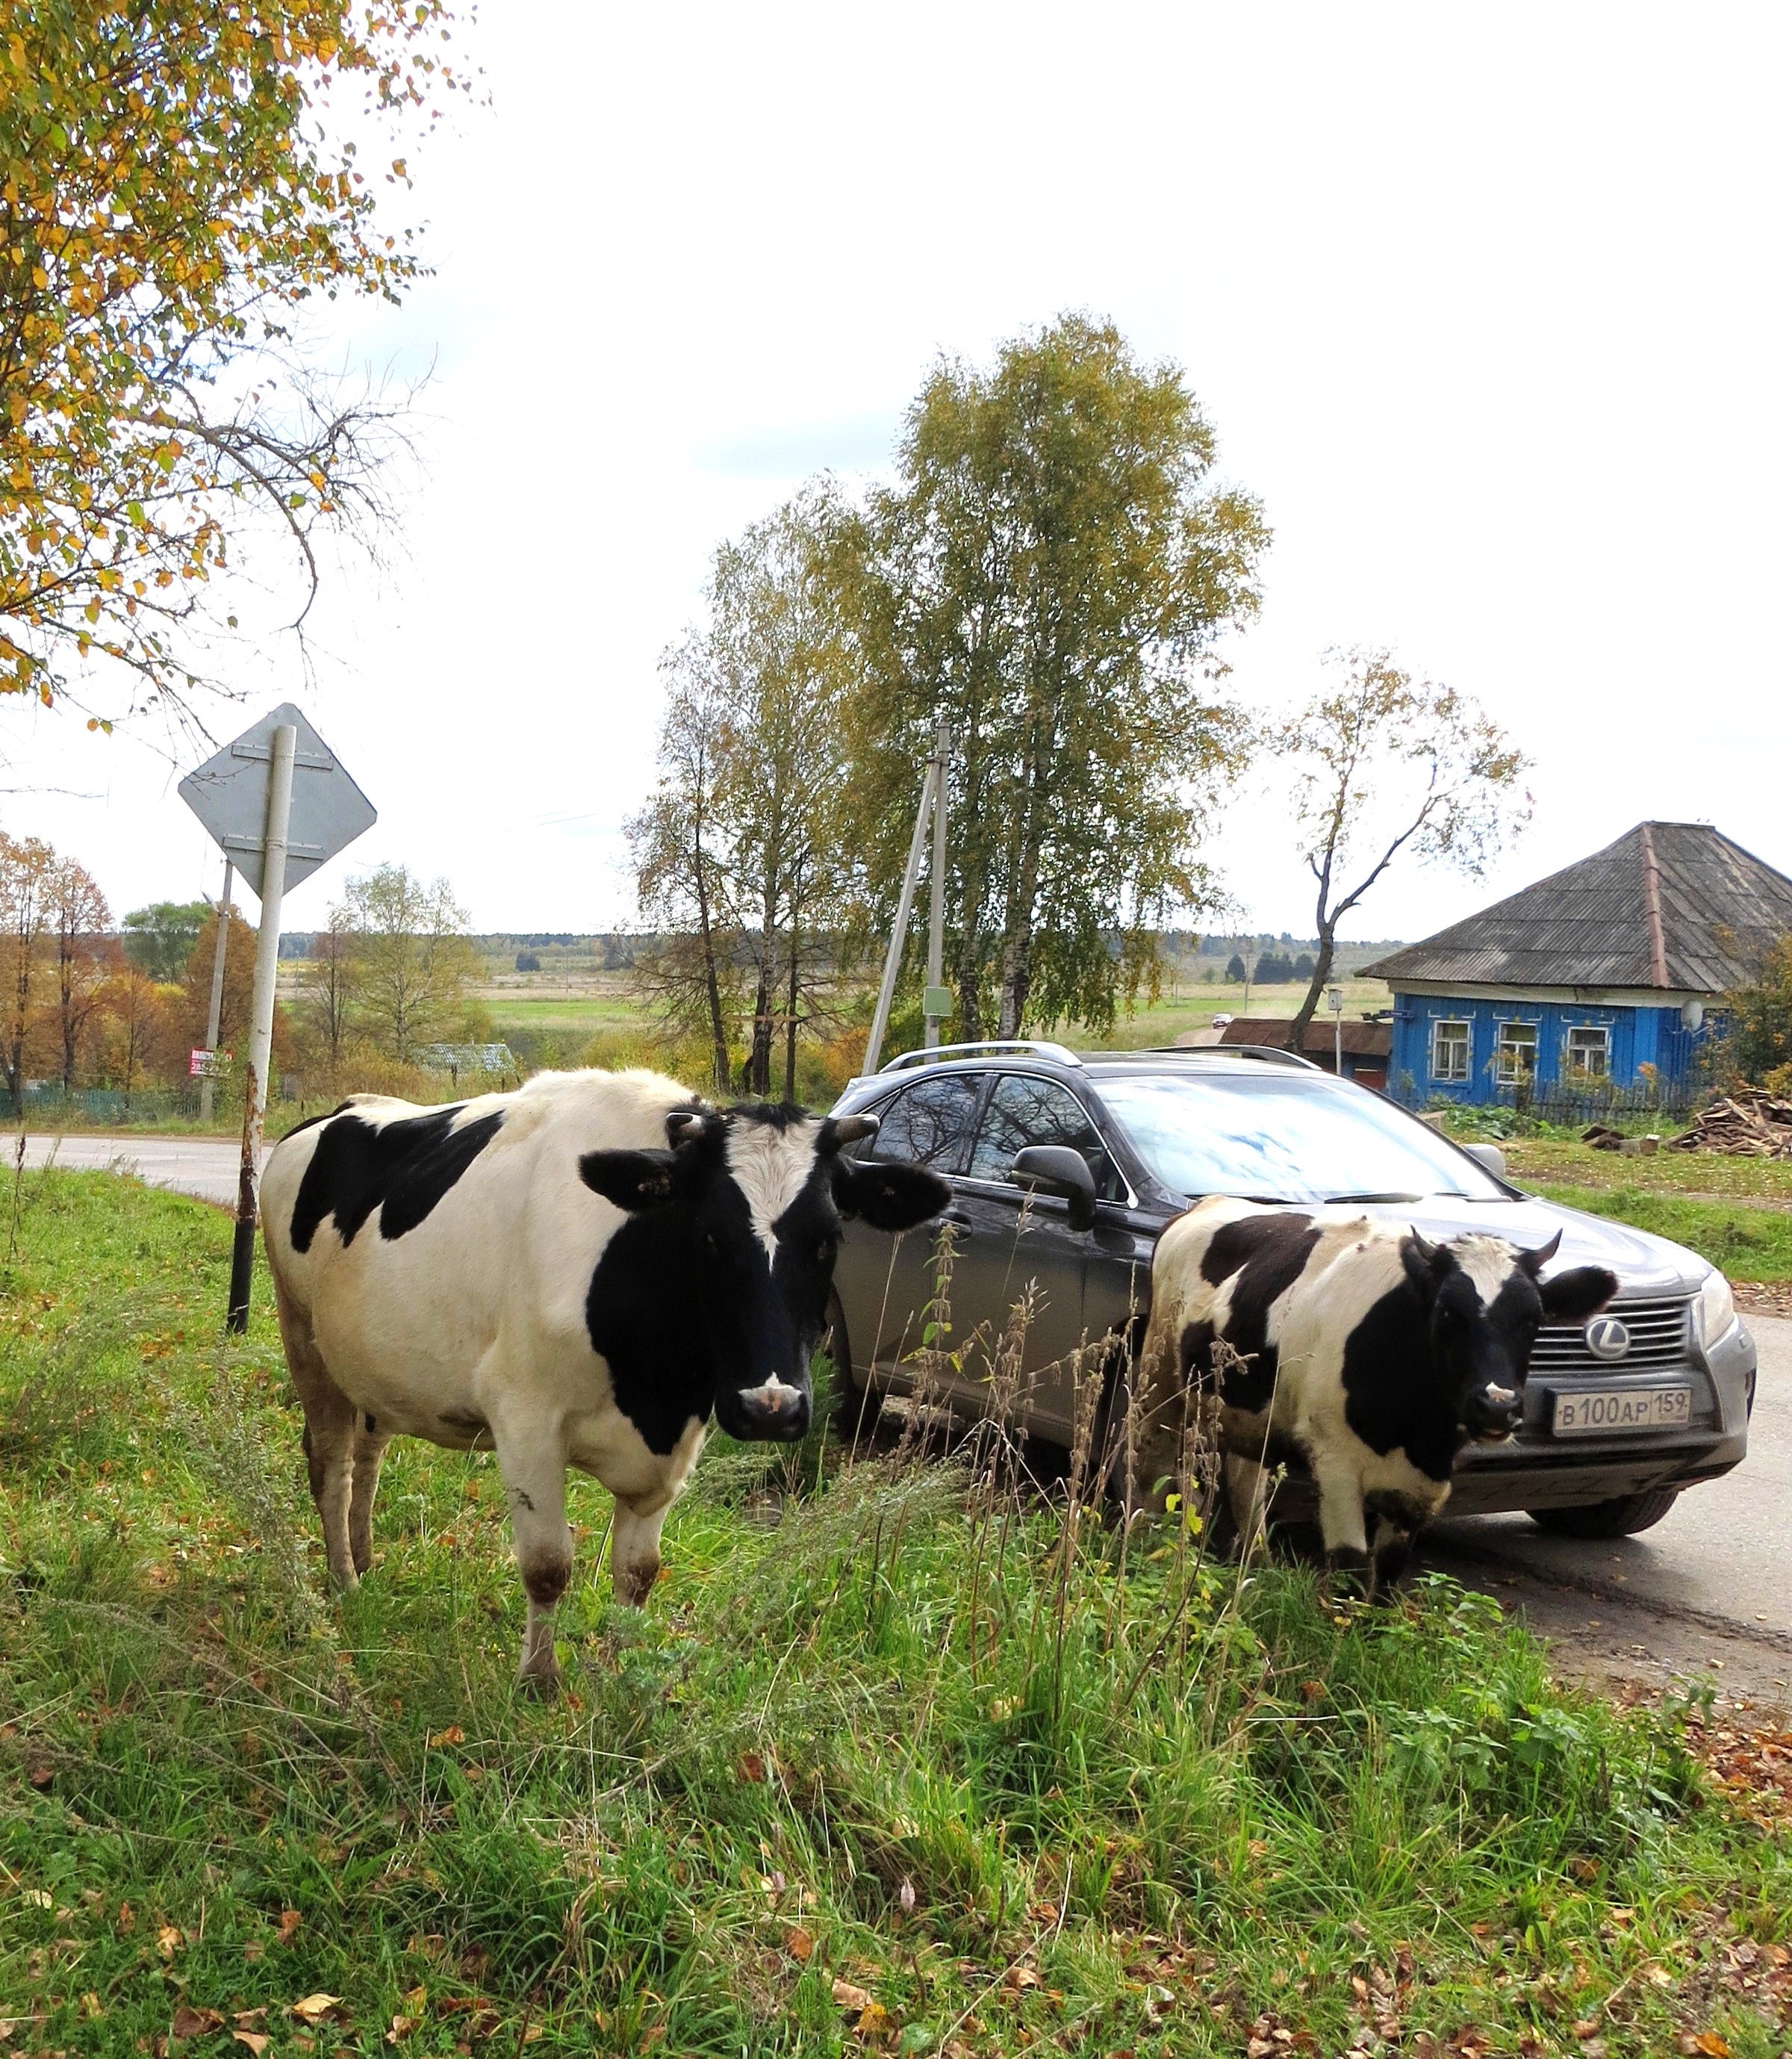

{"left": 1528, "top": 1488, "right": 1681, "bottom": 1538}
{"left": 823, "top": 1290, "right": 879, "bottom": 1450}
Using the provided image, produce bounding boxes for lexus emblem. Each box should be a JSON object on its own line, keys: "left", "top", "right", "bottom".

{"left": 1585, "top": 1315, "right": 1631, "bottom": 1362}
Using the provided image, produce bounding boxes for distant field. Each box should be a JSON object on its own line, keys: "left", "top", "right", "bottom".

{"left": 470, "top": 974, "right": 1394, "bottom": 1053}
{"left": 484, "top": 993, "right": 650, "bottom": 1033}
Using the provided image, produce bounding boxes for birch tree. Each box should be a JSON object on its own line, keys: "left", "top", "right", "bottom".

{"left": 0, "top": 832, "right": 53, "bottom": 1110}
{"left": 828, "top": 314, "right": 1266, "bottom": 1038}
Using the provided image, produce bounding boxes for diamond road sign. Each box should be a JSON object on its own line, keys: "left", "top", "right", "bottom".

{"left": 178, "top": 701, "right": 376, "bottom": 901}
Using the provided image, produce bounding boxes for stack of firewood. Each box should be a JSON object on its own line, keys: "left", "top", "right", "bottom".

{"left": 1666, "top": 1087, "right": 1792, "bottom": 1158}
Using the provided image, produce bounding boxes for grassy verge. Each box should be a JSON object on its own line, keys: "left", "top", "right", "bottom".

{"left": 1506, "top": 1139, "right": 1792, "bottom": 1207}
{"left": 1532, "top": 1182, "right": 1792, "bottom": 1283}
{"left": 2, "top": 1174, "right": 1788, "bottom": 2057}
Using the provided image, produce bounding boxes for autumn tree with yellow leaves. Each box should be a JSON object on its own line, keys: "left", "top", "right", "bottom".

{"left": 0, "top": 0, "right": 471, "bottom": 727}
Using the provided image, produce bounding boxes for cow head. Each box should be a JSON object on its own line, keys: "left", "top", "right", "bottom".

{"left": 1402, "top": 1229, "right": 1617, "bottom": 1443}
{"left": 579, "top": 1103, "right": 949, "bottom": 1443}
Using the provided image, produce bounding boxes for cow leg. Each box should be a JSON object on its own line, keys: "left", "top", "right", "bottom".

{"left": 347, "top": 1415, "right": 392, "bottom": 1580}
{"left": 1312, "top": 1453, "right": 1372, "bottom": 1597}
{"left": 275, "top": 1285, "right": 359, "bottom": 1590}
{"left": 1369, "top": 1512, "right": 1416, "bottom": 1597}
{"left": 612, "top": 1494, "right": 670, "bottom": 1607}
{"left": 494, "top": 1437, "right": 572, "bottom": 1695}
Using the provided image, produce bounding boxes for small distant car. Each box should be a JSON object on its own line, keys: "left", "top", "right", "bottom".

{"left": 827, "top": 1040, "right": 1755, "bottom": 1538}
{"left": 1210, "top": 1013, "right": 1234, "bottom": 1028}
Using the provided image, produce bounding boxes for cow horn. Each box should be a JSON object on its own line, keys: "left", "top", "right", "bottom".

{"left": 1407, "top": 1228, "right": 1439, "bottom": 1266}
{"left": 830, "top": 1114, "right": 880, "bottom": 1145}
{"left": 666, "top": 1108, "right": 707, "bottom": 1147}
{"left": 1521, "top": 1227, "right": 1563, "bottom": 1274}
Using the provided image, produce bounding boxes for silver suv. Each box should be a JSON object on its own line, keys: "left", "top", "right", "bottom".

{"left": 827, "top": 1041, "right": 1755, "bottom": 1538}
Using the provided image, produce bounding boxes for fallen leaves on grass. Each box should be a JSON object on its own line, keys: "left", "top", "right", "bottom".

{"left": 290, "top": 1994, "right": 349, "bottom": 2027}
{"left": 170, "top": 2005, "right": 223, "bottom": 2039}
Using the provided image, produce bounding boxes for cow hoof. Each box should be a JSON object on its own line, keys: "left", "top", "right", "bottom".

{"left": 514, "top": 1665, "right": 560, "bottom": 1700}
{"left": 614, "top": 1564, "right": 658, "bottom": 1609}
{"left": 1325, "top": 1549, "right": 1374, "bottom": 1604}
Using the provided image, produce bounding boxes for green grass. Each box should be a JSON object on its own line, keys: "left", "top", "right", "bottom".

{"left": 1533, "top": 1181, "right": 1792, "bottom": 1282}
{"left": 1, "top": 1174, "right": 1788, "bottom": 2055}
{"left": 484, "top": 996, "right": 650, "bottom": 1034}
{"left": 1508, "top": 1137, "right": 1792, "bottom": 1206}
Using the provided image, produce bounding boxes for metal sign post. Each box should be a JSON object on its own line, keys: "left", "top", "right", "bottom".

{"left": 1327, "top": 983, "right": 1345, "bottom": 1077}
{"left": 179, "top": 703, "right": 375, "bottom": 1332}
{"left": 226, "top": 724, "right": 296, "bottom": 1330}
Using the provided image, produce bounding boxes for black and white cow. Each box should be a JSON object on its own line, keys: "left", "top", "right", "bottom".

{"left": 261, "top": 1068, "right": 947, "bottom": 1689}
{"left": 1134, "top": 1196, "right": 1617, "bottom": 1592}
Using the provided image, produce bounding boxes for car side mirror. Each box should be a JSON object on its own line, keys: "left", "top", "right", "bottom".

{"left": 1463, "top": 1142, "right": 1508, "bottom": 1181}
{"left": 1007, "top": 1144, "right": 1098, "bottom": 1233}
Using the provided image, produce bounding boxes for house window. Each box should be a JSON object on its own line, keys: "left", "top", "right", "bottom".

{"left": 1430, "top": 1019, "right": 1470, "bottom": 1083}
{"left": 1496, "top": 1022, "right": 1538, "bottom": 1085}
{"left": 1564, "top": 1025, "right": 1610, "bottom": 1079}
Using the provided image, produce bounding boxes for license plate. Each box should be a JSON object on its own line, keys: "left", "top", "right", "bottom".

{"left": 1552, "top": 1385, "right": 1692, "bottom": 1436}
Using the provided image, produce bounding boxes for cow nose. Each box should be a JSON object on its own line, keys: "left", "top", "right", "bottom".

{"left": 732, "top": 1377, "right": 811, "bottom": 1442}
{"left": 1474, "top": 1385, "right": 1522, "bottom": 1438}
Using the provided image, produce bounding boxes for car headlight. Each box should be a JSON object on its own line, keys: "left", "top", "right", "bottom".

{"left": 1696, "top": 1268, "right": 1737, "bottom": 1347}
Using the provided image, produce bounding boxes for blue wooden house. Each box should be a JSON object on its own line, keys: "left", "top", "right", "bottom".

{"left": 1364, "top": 822, "right": 1792, "bottom": 1110}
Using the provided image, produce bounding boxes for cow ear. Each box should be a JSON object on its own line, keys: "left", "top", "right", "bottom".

{"left": 579, "top": 1149, "right": 677, "bottom": 1213}
{"left": 1401, "top": 1229, "right": 1455, "bottom": 1299}
{"left": 831, "top": 1156, "right": 951, "bottom": 1232}
{"left": 1538, "top": 1264, "right": 1619, "bottom": 1323}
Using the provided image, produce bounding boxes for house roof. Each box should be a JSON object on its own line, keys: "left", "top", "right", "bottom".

{"left": 1219, "top": 1017, "right": 1393, "bottom": 1058}
{"left": 1363, "top": 822, "right": 1792, "bottom": 995}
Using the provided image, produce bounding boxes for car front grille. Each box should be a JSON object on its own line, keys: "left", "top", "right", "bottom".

{"left": 1530, "top": 1296, "right": 1691, "bottom": 1373}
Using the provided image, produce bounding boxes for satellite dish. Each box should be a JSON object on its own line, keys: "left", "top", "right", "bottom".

{"left": 1680, "top": 999, "right": 1705, "bottom": 1033}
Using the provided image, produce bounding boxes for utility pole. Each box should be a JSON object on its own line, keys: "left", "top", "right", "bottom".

{"left": 199, "top": 858, "right": 234, "bottom": 1122}
{"left": 922, "top": 715, "right": 951, "bottom": 1049}
{"left": 862, "top": 748, "right": 937, "bottom": 1078}
{"left": 227, "top": 724, "right": 296, "bottom": 1333}
{"left": 1328, "top": 982, "right": 1345, "bottom": 1077}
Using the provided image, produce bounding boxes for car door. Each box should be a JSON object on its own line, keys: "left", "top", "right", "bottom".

{"left": 942, "top": 1072, "right": 1129, "bottom": 1439}
{"left": 832, "top": 1069, "right": 989, "bottom": 1382}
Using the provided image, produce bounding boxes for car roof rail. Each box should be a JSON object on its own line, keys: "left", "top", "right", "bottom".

{"left": 877, "top": 1039, "right": 1083, "bottom": 1074}
{"left": 1117, "top": 1043, "right": 1322, "bottom": 1071}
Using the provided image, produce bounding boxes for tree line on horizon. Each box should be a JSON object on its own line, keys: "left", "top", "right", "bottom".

{"left": 0, "top": 839, "right": 488, "bottom": 1112}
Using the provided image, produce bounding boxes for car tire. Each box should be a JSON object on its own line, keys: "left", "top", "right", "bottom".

{"left": 1528, "top": 1488, "right": 1681, "bottom": 1538}
{"left": 823, "top": 1291, "right": 879, "bottom": 1450}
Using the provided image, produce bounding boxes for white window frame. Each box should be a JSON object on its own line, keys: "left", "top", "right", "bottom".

{"left": 1429, "top": 1018, "right": 1471, "bottom": 1083}
{"left": 1495, "top": 1020, "right": 1539, "bottom": 1085}
{"left": 1564, "top": 1024, "right": 1611, "bottom": 1079}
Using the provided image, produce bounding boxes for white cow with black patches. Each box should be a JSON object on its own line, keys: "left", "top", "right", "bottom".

{"left": 260, "top": 1068, "right": 947, "bottom": 1692}
{"left": 1135, "top": 1196, "right": 1618, "bottom": 1593}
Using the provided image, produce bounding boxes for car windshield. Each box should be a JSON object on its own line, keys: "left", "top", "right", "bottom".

{"left": 1095, "top": 1069, "right": 1508, "bottom": 1205}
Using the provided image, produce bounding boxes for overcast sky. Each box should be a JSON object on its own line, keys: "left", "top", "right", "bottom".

{"left": 4, "top": 2, "right": 1787, "bottom": 945}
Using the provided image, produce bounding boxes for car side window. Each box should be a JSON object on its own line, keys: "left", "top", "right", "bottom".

{"left": 866, "top": 1072, "right": 984, "bottom": 1174}
{"left": 966, "top": 1074, "right": 1124, "bottom": 1201}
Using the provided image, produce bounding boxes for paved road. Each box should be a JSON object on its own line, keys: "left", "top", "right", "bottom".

{"left": 19, "top": 1130, "right": 246, "bottom": 1207}
{"left": 1426, "top": 1311, "right": 1791, "bottom": 1705}
{"left": 19, "top": 1136, "right": 1792, "bottom": 1702}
